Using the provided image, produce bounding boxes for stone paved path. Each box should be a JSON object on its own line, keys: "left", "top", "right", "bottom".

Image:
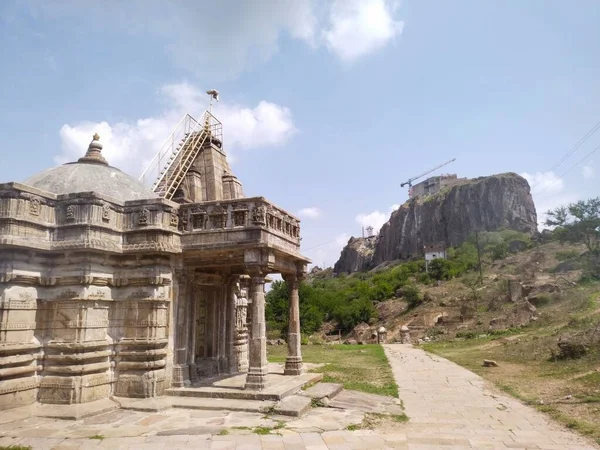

{"left": 0, "top": 344, "right": 597, "bottom": 449}
{"left": 382, "top": 344, "right": 598, "bottom": 449}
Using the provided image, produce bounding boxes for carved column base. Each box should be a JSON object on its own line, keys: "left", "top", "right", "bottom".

{"left": 171, "top": 364, "right": 190, "bottom": 388}
{"left": 244, "top": 367, "right": 269, "bottom": 390}
{"left": 284, "top": 356, "right": 304, "bottom": 376}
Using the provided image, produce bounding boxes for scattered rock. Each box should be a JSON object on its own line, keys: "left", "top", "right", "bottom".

{"left": 552, "top": 340, "right": 588, "bottom": 360}
{"left": 508, "top": 240, "right": 528, "bottom": 253}
{"left": 554, "top": 260, "right": 581, "bottom": 273}
{"left": 483, "top": 359, "right": 499, "bottom": 367}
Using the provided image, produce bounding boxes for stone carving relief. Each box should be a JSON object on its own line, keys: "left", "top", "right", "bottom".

{"left": 233, "top": 209, "right": 248, "bottom": 227}
{"left": 252, "top": 205, "right": 266, "bottom": 226}
{"left": 102, "top": 204, "right": 111, "bottom": 222}
{"left": 138, "top": 208, "right": 149, "bottom": 226}
{"left": 66, "top": 205, "right": 76, "bottom": 221}
{"left": 208, "top": 205, "right": 227, "bottom": 229}
{"left": 29, "top": 198, "right": 41, "bottom": 216}
{"left": 169, "top": 209, "right": 179, "bottom": 227}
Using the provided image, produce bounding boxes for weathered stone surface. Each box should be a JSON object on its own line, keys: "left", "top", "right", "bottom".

{"left": 328, "top": 390, "right": 403, "bottom": 415}
{"left": 274, "top": 395, "right": 311, "bottom": 417}
{"left": 334, "top": 173, "right": 537, "bottom": 273}
{"left": 300, "top": 383, "right": 343, "bottom": 400}
{"left": 1, "top": 121, "right": 309, "bottom": 412}
{"left": 333, "top": 236, "right": 376, "bottom": 273}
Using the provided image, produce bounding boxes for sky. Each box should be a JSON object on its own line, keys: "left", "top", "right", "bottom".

{"left": 1, "top": 0, "right": 599, "bottom": 269}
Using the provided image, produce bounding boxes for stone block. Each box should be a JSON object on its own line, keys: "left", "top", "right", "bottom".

{"left": 274, "top": 395, "right": 311, "bottom": 417}
{"left": 0, "top": 376, "right": 38, "bottom": 410}
{"left": 300, "top": 383, "right": 343, "bottom": 400}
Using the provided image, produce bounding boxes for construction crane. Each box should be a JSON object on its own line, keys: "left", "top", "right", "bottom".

{"left": 400, "top": 158, "right": 456, "bottom": 189}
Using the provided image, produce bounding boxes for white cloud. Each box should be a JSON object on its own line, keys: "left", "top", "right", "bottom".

{"left": 305, "top": 232, "right": 350, "bottom": 269}
{"left": 521, "top": 171, "right": 564, "bottom": 195}
{"left": 355, "top": 210, "right": 387, "bottom": 231}
{"left": 583, "top": 164, "right": 594, "bottom": 180}
{"left": 323, "top": 0, "right": 403, "bottom": 62}
{"left": 354, "top": 203, "right": 399, "bottom": 232}
{"left": 56, "top": 82, "right": 296, "bottom": 177}
{"left": 297, "top": 207, "right": 321, "bottom": 219}
{"left": 25, "top": 0, "right": 403, "bottom": 74}
{"left": 521, "top": 171, "right": 578, "bottom": 229}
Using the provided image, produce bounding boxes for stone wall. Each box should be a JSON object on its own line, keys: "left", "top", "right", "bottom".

{"left": 0, "top": 184, "right": 180, "bottom": 410}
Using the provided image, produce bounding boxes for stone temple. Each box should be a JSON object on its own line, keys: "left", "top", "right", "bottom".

{"left": 0, "top": 108, "right": 309, "bottom": 413}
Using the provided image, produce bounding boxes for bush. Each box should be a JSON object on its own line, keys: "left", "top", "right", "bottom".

{"left": 456, "top": 330, "right": 477, "bottom": 339}
{"left": 490, "top": 241, "right": 509, "bottom": 260}
{"left": 417, "top": 272, "right": 432, "bottom": 284}
{"left": 403, "top": 284, "right": 422, "bottom": 308}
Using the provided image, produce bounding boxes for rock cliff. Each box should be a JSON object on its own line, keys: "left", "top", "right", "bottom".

{"left": 333, "top": 236, "right": 377, "bottom": 273}
{"left": 334, "top": 173, "right": 537, "bottom": 273}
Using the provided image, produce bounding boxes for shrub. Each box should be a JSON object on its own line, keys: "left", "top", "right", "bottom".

{"left": 417, "top": 273, "right": 432, "bottom": 284}
{"left": 456, "top": 330, "right": 477, "bottom": 339}
{"left": 403, "top": 284, "right": 422, "bottom": 308}
{"left": 490, "top": 241, "right": 509, "bottom": 260}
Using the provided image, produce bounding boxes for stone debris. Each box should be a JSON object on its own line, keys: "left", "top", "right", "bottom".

{"left": 483, "top": 359, "right": 499, "bottom": 367}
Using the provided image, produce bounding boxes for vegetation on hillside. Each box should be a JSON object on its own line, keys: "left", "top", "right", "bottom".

{"left": 546, "top": 197, "right": 600, "bottom": 280}
{"left": 266, "top": 229, "right": 532, "bottom": 336}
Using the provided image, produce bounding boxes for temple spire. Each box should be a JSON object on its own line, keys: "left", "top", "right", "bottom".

{"left": 78, "top": 133, "right": 108, "bottom": 165}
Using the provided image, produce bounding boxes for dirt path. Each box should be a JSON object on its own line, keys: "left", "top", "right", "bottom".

{"left": 383, "top": 343, "right": 599, "bottom": 449}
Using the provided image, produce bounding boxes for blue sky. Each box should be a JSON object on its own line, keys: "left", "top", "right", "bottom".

{"left": 1, "top": 0, "right": 599, "bottom": 268}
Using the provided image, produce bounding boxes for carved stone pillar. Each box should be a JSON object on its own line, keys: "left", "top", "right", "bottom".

{"left": 233, "top": 278, "right": 249, "bottom": 373}
{"left": 171, "top": 271, "right": 191, "bottom": 387}
{"left": 244, "top": 272, "right": 268, "bottom": 390}
{"left": 283, "top": 274, "right": 304, "bottom": 375}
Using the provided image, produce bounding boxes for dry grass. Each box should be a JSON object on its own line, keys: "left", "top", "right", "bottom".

{"left": 423, "top": 284, "right": 600, "bottom": 444}
{"left": 267, "top": 344, "right": 398, "bottom": 397}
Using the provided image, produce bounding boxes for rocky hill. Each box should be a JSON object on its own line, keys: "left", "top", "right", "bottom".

{"left": 333, "top": 236, "right": 377, "bottom": 273}
{"left": 335, "top": 173, "right": 537, "bottom": 273}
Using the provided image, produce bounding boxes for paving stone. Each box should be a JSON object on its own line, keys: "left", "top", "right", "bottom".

{"left": 274, "top": 396, "right": 312, "bottom": 417}
{"left": 300, "top": 383, "right": 343, "bottom": 400}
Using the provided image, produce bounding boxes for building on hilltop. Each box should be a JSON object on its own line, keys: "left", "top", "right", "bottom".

{"left": 0, "top": 107, "right": 309, "bottom": 413}
{"left": 409, "top": 173, "right": 468, "bottom": 199}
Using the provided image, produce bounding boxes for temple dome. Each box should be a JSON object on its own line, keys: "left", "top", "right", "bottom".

{"left": 23, "top": 134, "right": 158, "bottom": 201}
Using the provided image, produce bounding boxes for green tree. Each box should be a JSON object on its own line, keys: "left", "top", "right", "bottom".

{"left": 546, "top": 198, "right": 600, "bottom": 278}
{"left": 546, "top": 198, "right": 600, "bottom": 254}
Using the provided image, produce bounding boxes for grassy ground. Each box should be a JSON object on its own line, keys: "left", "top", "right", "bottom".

{"left": 423, "top": 284, "right": 600, "bottom": 444}
{"left": 267, "top": 344, "right": 399, "bottom": 397}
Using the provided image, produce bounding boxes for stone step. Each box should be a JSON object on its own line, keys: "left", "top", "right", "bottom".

{"left": 165, "top": 372, "right": 323, "bottom": 402}
{"left": 273, "top": 395, "right": 311, "bottom": 417}
{"left": 300, "top": 382, "right": 343, "bottom": 400}
{"left": 113, "top": 396, "right": 172, "bottom": 412}
{"left": 115, "top": 395, "right": 276, "bottom": 414}
{"left": 171, "top": 396, "right": 276, "bottom": 414}
{"left": 34, "top": 398, "right": 118, "bottom": 420}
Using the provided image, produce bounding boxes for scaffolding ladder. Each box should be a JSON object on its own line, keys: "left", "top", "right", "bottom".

{"left": 139, "top": 112, "right": 222, "bottom": 200}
